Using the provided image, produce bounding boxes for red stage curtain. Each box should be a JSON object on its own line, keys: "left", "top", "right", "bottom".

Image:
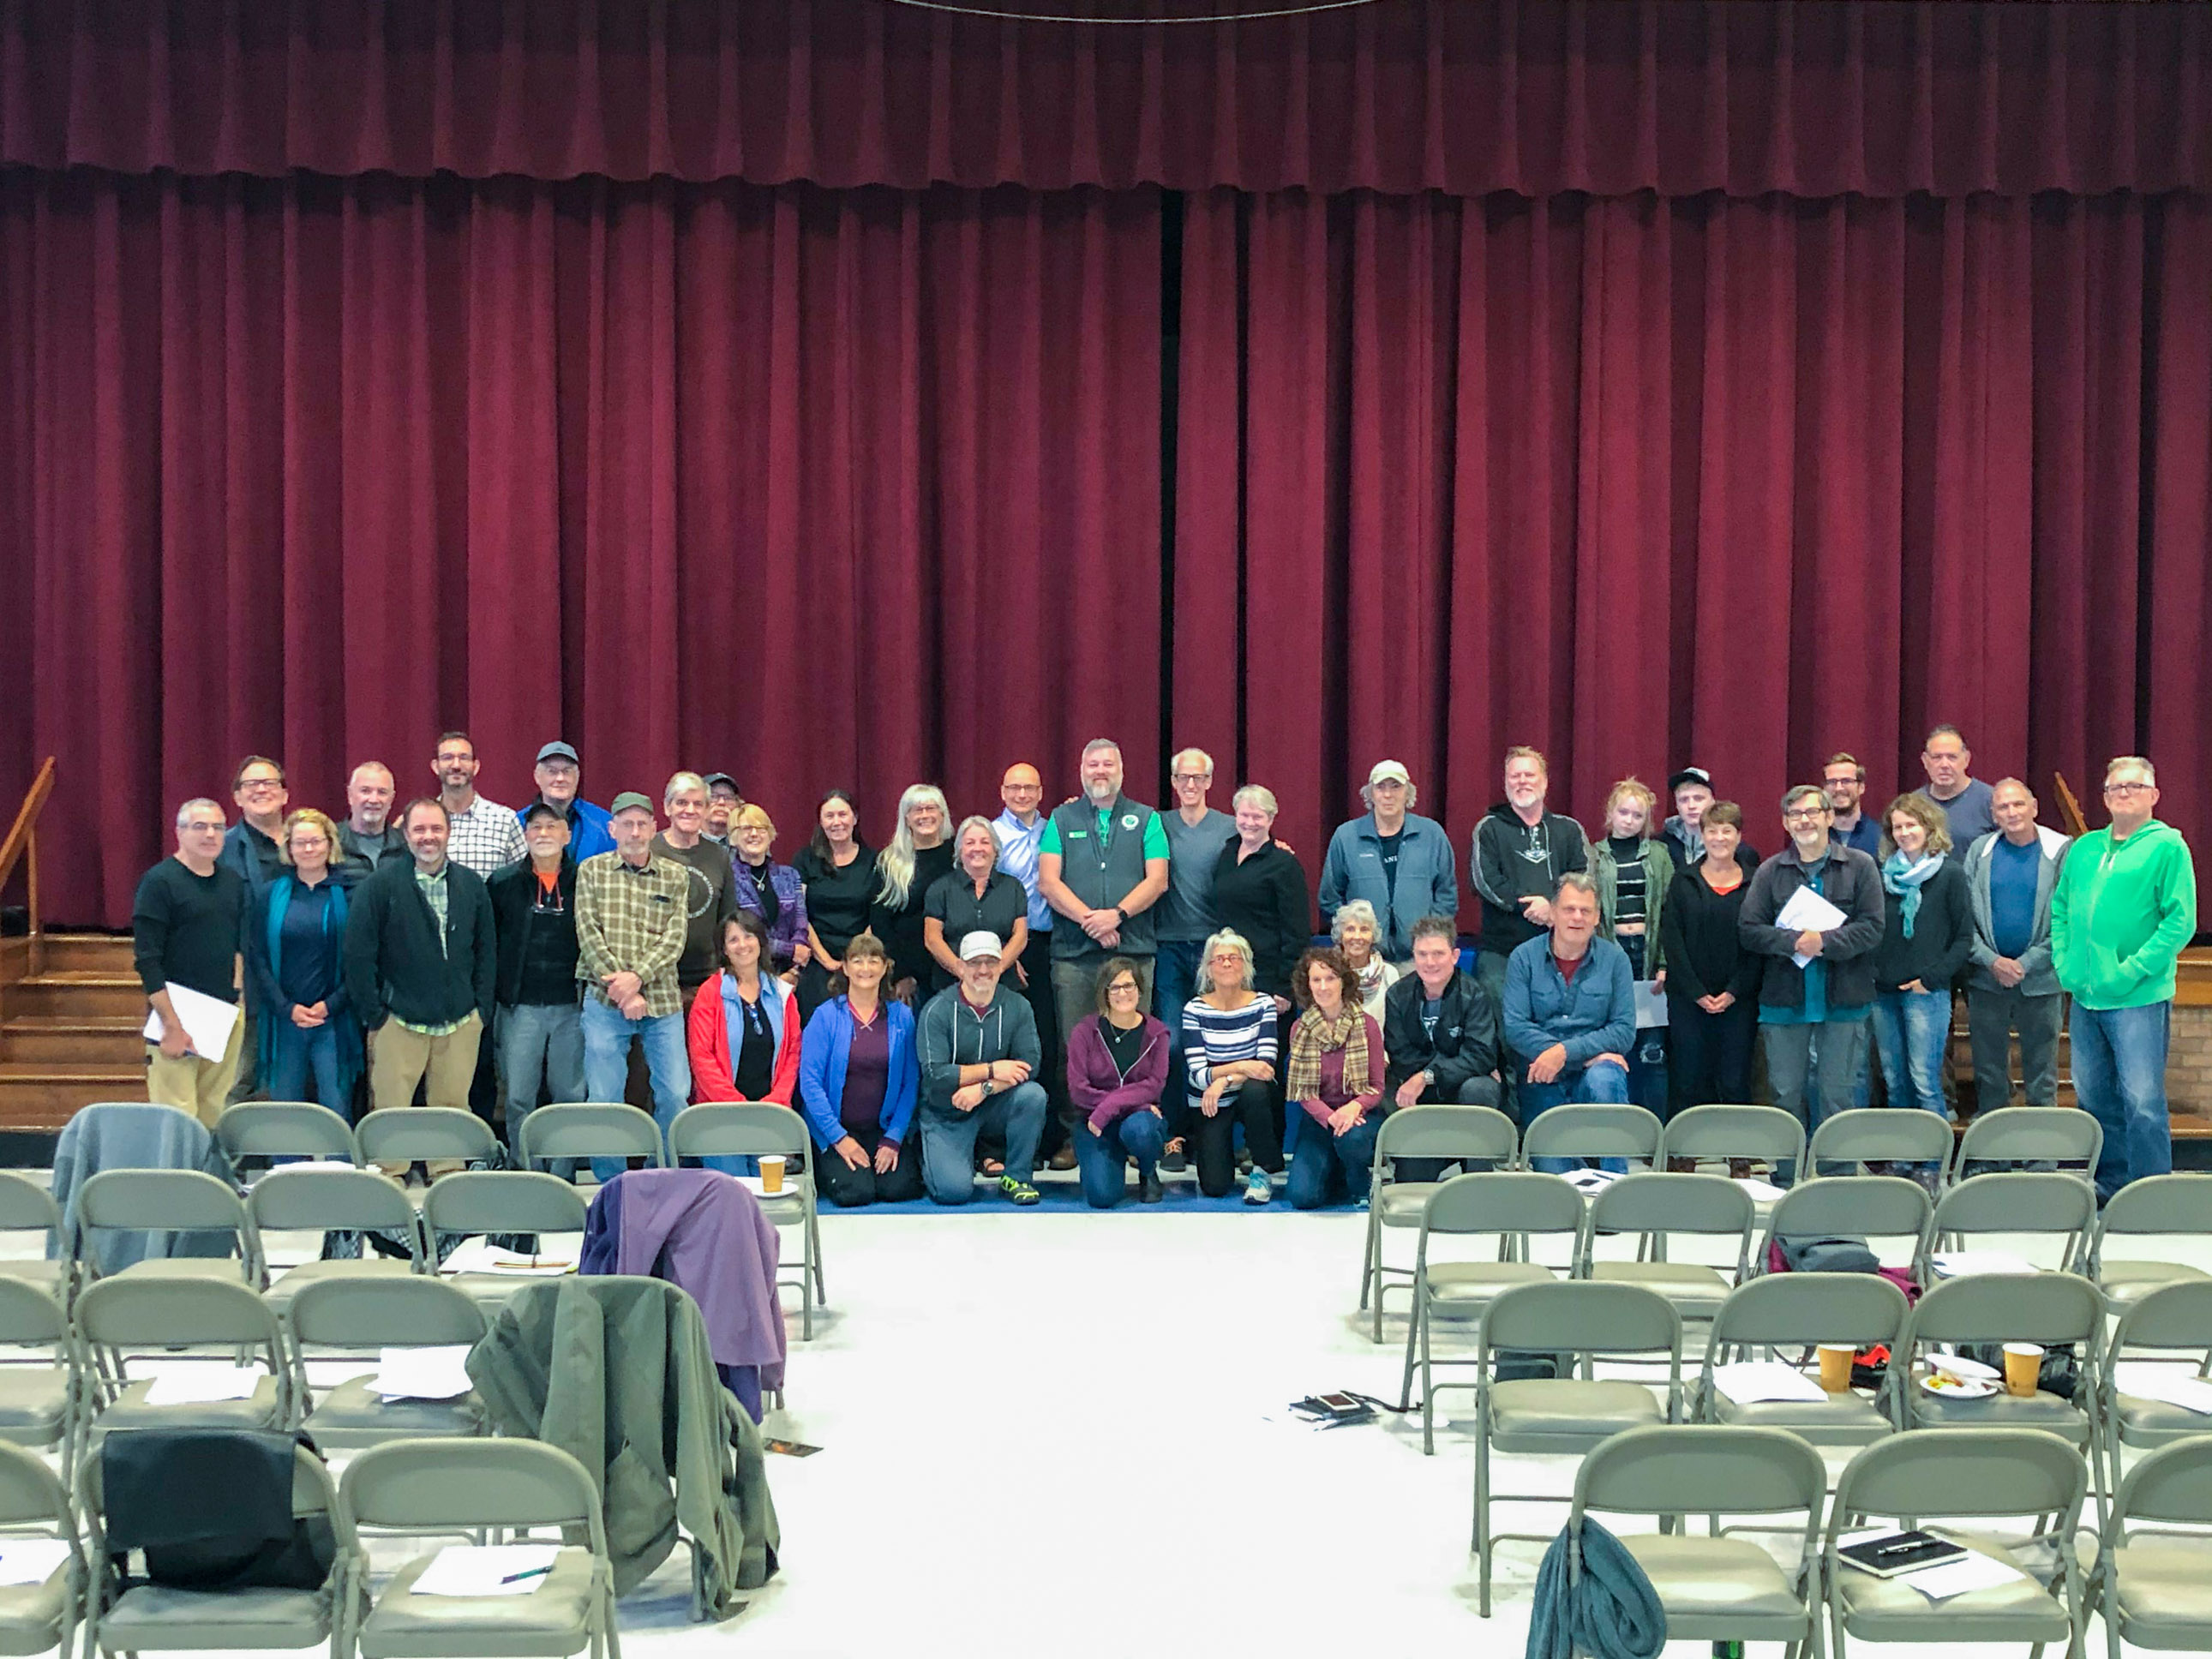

{"left": 3, "top": 0, "right": 2206, "bottom": 195}
{"left": 0, "top": 171, "right": 1160, "bottom": 924}
{"left": 1174, "top": 189, "right": 2212, "bottom": 888}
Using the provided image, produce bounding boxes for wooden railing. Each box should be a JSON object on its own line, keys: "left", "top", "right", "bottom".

{"left": 0, "top": 757, "right": 56, "bottom": 979}
{"left": 2053, "top": 770, "right": 2089, "bottom": 840}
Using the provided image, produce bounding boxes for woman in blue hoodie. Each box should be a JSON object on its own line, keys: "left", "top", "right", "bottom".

{"left": 798, "top": 931, "right": 923, "bottom": 1207}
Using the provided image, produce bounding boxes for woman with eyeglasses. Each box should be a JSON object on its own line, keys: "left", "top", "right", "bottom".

{"left": 243, "top": 808, "right": 362, "bottom": 1116}
{"left": 1065, "top": 957, "right": 1173, "bottom": 1207}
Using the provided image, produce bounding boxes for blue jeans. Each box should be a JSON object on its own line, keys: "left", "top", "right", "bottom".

{"left": 1153, "top": 940, "right": 1202, "bottom": 1138}
{"left": 578, "top": 998, "right": 691, "bottom": 1182}
{"left": 917, "top": 1081, "right": 1047, "bottom": 1205}
{"left": 1288, "top": 1112, "right": 1381, "bottom": 1209}
{"left": 1871, "top": 988, "right": 1952, "bottom": 1120}
{"left": 1520, "top": 1057, "right": 1632, "bottom": 1173}
{"left": 500, "top": 1002, "right": 585, "bottom": 1175}
{"left": 266, "top": 1017, "right": 349, "bottom": 1117}
{"left": 1074, "top": 1109, "right": 1166, "bottom": 1208}
{"left": 2071, "top": 1000, "right": 2173, "bottom": 1200}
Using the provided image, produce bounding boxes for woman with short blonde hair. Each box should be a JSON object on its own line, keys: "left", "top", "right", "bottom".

{"left": 1182, "top": 929, "right": 1285, "bottom": 1201}
{"left": 730, "top": 801, "right": 810, "bottom": 980}
{"left": 244, "top": 807, "right": 360, "bottom": 1116}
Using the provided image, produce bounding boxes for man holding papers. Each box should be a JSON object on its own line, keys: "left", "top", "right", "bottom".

{"left": 1740, "top": 784, "right": 1885, "bottom": 1168}
{"left": 133, "top": 799, "right": 248, "bottom": 1123}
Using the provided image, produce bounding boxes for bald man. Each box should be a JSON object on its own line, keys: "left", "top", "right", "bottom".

{"left": 992, "top": 763, "right": 1065, "bottom": 1146}
{"left": 337, "top": 761, "right": 405, "bottom": 871}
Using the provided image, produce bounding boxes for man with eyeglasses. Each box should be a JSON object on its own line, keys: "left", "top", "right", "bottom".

{"left": 1822, "top": 752, "right": 1883, "bottom": 859}
{"left": 519, "top": 740, "right": 614, "bottom": 864}
{"left": 219, "top": 756, "right": 288, "bottom": 1100}
{"left": 1154, "top": 748, "right": 1237, "bottom": 1102}
{"left": 433, "top": 731, "right": 525, "bottom": 877}
{"left": 2052, "top": 757, "right": 2198, "bottom": 1199}
{"left": 134, "top": 800, "right": 249, "bottom": 1123}
{"left": 1916, "top": 724, "right": 1999, "bottom": 847}
{"left": 1740, "top": 784, "right": 1887, "bottom": 1173}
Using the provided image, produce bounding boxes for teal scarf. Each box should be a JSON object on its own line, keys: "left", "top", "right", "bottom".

{"left": 1880, "top": 850, "right": 1945, "bottom": 940}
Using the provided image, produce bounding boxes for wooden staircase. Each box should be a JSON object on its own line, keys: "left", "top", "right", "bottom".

{"left": 0, "top": 932, "right": 147, "bottom": 1128}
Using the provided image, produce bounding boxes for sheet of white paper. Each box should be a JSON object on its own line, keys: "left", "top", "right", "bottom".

{"left": 1734, "top": 1177, "right": 1790, "bottom": 1203}
{"left": 0, "top": 1541, "right": 70, "bottom": 1587}
{"left": 142, "top": 1366, "right": 263, "bottom": 1405}
{"left": 1901, "top": 1550, "right": 2027, "bottom": 1602}
{"left": 1713, "top": 1360, "right": 1829, "bottom": 1404}
{"left": 1562, "top": 1169, "right": 1622, "bottom": 1194}
{"left": 141, "top": 981, "right": 240, "bottom": 1062}
{"left": 373, "top": 1345, "right": 476, "bottom": 1401}
{"left": 437, "top": 1235, "right": 578, "bottom": 1277}
{"left": 1774, "top": 885, "right": 1849, "bottom": 967}
{"left": 409, "top": 1543, "right": 560, "bottom": 1598}
{"left": 1930, "top": 1250, "right": 2040, "bottom": 1279}
{"left": 1631, "top": 979, "right": 1669, "bottom": 1028}
{"left": 2113, "top": 1363, "right": 2212, "bottom": 1414}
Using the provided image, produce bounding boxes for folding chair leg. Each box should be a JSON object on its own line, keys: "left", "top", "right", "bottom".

{"left": 1418, "top": 1293, "right": 1438, "bottom": 1455}
{"left": 1398, "top": 1278, "right": 1423, "bottom": 1416}
{"left": 1473, "top": 1416, "right": 1492, "bottom": 1616}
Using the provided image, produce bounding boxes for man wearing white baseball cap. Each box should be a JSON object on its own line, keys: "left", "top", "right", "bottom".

{"left": 914, "top": 929, "right": 1048, "bottom": 1205}
{"left": 1317, "top": 760, "right": 1459, "bottom": 963}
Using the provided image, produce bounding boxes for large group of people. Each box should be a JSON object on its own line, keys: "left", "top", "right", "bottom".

{"left": 131, "top": 726, "right": 2197, "bottom": 1209}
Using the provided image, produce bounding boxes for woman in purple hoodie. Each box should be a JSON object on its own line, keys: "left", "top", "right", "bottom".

{"left": 1065, "top": 956, "right": 1174, "bottom": 1207}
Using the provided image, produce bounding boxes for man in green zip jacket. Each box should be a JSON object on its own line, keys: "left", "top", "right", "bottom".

{"left": 2051, "top": 756, "right": 2198, "bottom": 1199}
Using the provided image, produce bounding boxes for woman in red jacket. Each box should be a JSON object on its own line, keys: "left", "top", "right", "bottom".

{"left": 1065, "top": 956, "right": 1174, "bottom": 1207}
{"left": 687, "top": 911, "right": 802, "bottom": 1110}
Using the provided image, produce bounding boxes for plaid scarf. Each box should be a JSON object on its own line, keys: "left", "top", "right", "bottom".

{"left": 1285, "top": 1004, "right": 1369, "bottom": 1103}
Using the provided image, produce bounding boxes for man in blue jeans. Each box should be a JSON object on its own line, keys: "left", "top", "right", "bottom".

{"left": 574, "top": 792, "right": 692, "bottom": 1179}
{"left": 1502, "top": 873, "right": 1635, "bottom": 1172}
{"left": 2053, "top": 756, "right": 2197, "bottom": 1201}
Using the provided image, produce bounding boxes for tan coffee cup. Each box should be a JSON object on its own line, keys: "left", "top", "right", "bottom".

{"left": 2003, "top": 1343, "right": 2043, "bottom": 1398}
{"left": 1817, "top": 1345, "right": 1856, "bottom": 1392}
{"left": 759, "top": 1155, "right": 787, "bottom": 1195}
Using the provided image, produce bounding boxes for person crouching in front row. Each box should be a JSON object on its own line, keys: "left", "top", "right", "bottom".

{"left": 916, "top": 931, "right": 1048, "bottom": 1207}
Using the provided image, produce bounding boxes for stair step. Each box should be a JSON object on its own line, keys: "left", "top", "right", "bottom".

{"left": 0, "top": 1017, "right": 147, "bottom": 1065}
{"left": 29, "top": 935, "right": 135, "bottom": 974}
{"left": 3, "top": 977, "right": 148, "bottom": 1020}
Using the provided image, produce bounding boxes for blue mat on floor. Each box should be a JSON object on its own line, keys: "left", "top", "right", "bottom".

{"left": 827, "top": 1177, "right": 1349, "bottom": 1216}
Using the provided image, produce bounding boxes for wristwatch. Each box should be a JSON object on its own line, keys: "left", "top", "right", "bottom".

{"left": 1113, "top": 906, "right": 1129, "bottom": 925}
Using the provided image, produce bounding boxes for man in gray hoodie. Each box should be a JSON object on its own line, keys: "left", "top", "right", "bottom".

{"left": 1960, "top": 778, "right": 2071, "bottom": 1111}
{"left": 916, "top": 931, "right": 1047, "bottom": 1206}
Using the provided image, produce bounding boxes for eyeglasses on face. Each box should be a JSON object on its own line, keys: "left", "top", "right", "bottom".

{"left": 2106, "top": 782, "right": 2154, "bottom": 796}
{"left": 1783, "top": 807, "right": 1827, "bottom": 822}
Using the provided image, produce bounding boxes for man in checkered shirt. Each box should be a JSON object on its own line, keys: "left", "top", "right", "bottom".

{"left": 432, "top": 729, "right": 525, "bottom": 877}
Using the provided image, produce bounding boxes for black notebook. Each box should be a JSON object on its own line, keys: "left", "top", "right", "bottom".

{"left": 1837, "top": 1530, "right": 1969, "bottom": 1578}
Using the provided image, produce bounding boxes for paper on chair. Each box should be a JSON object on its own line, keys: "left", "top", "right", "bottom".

{"left": 436, "top": 1236, "right": 576, "bottom": 1277}
{"left": 409, "top": 1543, "right": 560, "bottom": 1597}
{"left": 1733, "top": 1177, "right": 1790, "bottom": 1203}
{"left": 372, "top": 1345, "right": 475, "bottom": 1401}
{"left": 0, "top": 1541, "right": 70, "bottom": 1587}
{"left": 1930, "top": 1250, "right": 2040, "bottom": 1279}
{"left": 1561, "top": 1169, "right": 1622, "bottom": 1195}
{"left": 142, "top": 1366, "right": 263, "bottom": 1405}
{"left": 2113, "top": 1363, "right": 2212, "bottom": 1414}
{"left": 141, "top": 982, "right": 240, "bottom": 1062}
{"left": 1632, "top": 980, "right": 1669, "bottom": 1029}
{"left": 1713, "top": 1361, "right": 1830, "bottom": 1404}
{"left": 1773, "top": 886, "right": 1849, "bottom": 967}
{"left": 1898, "top": 1550, "right": 2027, "bottom": 1602}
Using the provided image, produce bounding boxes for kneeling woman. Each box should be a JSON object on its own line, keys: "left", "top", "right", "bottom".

{"left": 1182, "top": 930, "right": 1286, "bottom": 1204}
{"left": 1286, "top": 945, "right": 1388, "bottom": 1210}
{"left": 797, "top": 931, "right": 923, "bottom": 1207}
{"left": 1066, "top": 957, "right": 1172, "bottom": 1207}
{"left": 687, "top": 911, "right": 802, "bottom": 1107}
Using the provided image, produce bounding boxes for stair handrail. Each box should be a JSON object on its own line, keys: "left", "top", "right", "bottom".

{"left": 2052, "top": 770, "right": 2089, "bottom": 840}
{"left": 0, "top": 757, "right": 57, "bottom": 961}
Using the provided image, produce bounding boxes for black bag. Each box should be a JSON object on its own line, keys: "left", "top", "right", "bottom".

{"left": 1954, "top": 1341, "right": 2082, "bottom": 1402}
{"left": 1779, "top": 1233, "right": 1882, "bottom": 1274}
{"left": 103, "top": 1430, "right": 336, "bottom": 1593}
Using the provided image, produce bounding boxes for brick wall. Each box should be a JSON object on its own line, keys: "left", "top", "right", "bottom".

{"left": 2170, "top": 1004, "right": 2212, "bottom": 1125}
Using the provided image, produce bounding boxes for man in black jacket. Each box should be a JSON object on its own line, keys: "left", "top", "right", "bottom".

{"left": 1382, "top": 916, "right": 1502, "bottom": 1178}
{"left": 344, "top": 797, "right": 496, "bottom": 1175}
{"left": 487, "top": 804, "right": 583, "bottom": 1157}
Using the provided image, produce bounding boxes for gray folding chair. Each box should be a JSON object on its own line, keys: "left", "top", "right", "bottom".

{"left": 0, "top": 1174, "right": 68, "bottom": 1307}
{"left": 1579, "top": 1172, "right": 1754, "bottom": 1326}
{"left": 285, "top": 1274, "right": 489, "bottom": 1448}
{"left": 1927, "top": 1171, "right": 2099, "bottom": 1277}
{"left": 419, "top": 1172, "right": 588, "bottom": 1309}
{"left": 1472, "top": 1280, "right": 1681, "bottom": 1616}
{"left": 214, "top": 1101, "right": 360, "bottom": 1170}
{"left": 1804, "top": 1107, "right": 1955, "bottom": 1178}
{"left": 81, "top": 1440, "right": 345, "bottom": 1659}
{"left": 1659, "top": 1103, "right": 1807, "bottom": 1185}
{"left": 1824, "top": 1429, "right": 2087, "bottom": 1659}
{"left": 251, "top": 1166, "right": 426, "bottom": 1313}
{"left": 70, "top": 1171, "right": 263, "bottom": 1289}
{"left": 354, "top": 1107, "right": 498, "bottom": 1176}
{"left": 2095, "top": 1280, "right": 2212, "bottom": 1501}
{"left": 74, "top": 1277, "right": 293, "bottom": 1441}
{"left": 668, "top": 1103, "right": 824, "bottom": 1338}
{"left": 1753, "top": 1175, "right": 1933, "bottom": 1281}
{"left": 1397, "top": 1171, "right": 1586, "bottom": 1453}
{"left": 1520, "top": 1103, "right": 1663, "bottom": 1170}
{"left": 0, "top": 1279, "right": 85, "bottom": 1482}
{"left": 2089, "top": 1173, "right": 2212, "bottom": 1312}
{"left": 1698, "top": 1273, "right": 1909, "bottom": 1449}
{"left": 1574, "top": 1425, "right": 1827, "bottom": 1656}
{"left": 1953, "top": 1104, "right": 2103, "bottom": 1183}
{"left": 339, "top": 1438, "right": 620, "bottom": 1659}
{"left": 0, "top": 1443, "right": 81, "bottom": 1659}
{"left": 1359, "top": 1105, "right": 1517, "bottom": 1342}
{"left": 2089, "top": 1436, "right": 2212, "bottom": 1659}
{"left": 516, "top": 1103, "right": 665, "bottom": 1174}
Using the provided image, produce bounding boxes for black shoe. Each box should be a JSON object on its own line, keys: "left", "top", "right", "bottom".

{"left": 1139, "top": 1171, "right": 1165, "bottom": 1204}
{"left": 1160, "top": 1148, "right": 1188, "bottom": 1173}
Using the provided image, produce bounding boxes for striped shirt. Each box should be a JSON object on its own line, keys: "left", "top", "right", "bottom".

{"left": 573, "top": 851, "right": 690, "bottom": 1019}
{"left": 445, "top": 793, "right": 527, "bottom": 877}
{"left": 1182, "top": 995, "right": 1279, "bottom": 1092}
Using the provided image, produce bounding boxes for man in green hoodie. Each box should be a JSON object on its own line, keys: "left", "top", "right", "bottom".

{"left": 2051, "top": 756, "right": 2198, "bottom": 1199}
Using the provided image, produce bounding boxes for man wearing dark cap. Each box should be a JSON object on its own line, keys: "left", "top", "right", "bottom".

{"left": 701, "top": 773, "right": 743, "bottom": 845}
{"left": 519, "top": 740, "right": 614, "bottom": 863}
{"left": 574, "top": 791, "right": 692, "bottom": 1172}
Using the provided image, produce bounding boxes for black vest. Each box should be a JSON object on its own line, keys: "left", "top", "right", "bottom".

{"left": 1048, "top": 795, "right": 1160, "bottom": 959}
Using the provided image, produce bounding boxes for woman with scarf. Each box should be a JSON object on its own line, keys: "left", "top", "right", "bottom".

{"left": 243, "top": 808, "right": 362, "bottom": 1115}
{"left": 1329, "top": 901, "right": 1400, "bottom": 1021}
{"left": 1284, "top": 944, "right": 1388, "bottom": 1210}
{"left": 728, "top": 803, "right": 809, "bottom": 980}
{"left": 1870, "top": 792, "right": 1973, "bottom": 1123}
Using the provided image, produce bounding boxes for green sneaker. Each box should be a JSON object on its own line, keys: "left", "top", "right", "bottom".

{"left": 998, "top": 1175, "right": 1041, "bottom": 1206}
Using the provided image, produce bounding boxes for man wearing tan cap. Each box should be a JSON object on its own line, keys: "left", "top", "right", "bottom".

{"left": 1317, "top": 758, "right": 1459, "bottom": 963}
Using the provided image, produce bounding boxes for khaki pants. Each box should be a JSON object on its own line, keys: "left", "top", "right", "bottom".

{"left": 145, "top": 1011, "right": 245, "bottom": 1129}
{"left": 368, "top": 1013, "right": 483, "bottom": 1174}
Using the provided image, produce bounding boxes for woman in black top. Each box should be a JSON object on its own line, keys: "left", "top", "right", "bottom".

{"left": 1870, "top": 792, "right": 1974, "bottom": 1123}
{"left": 1658, "top": 800, "right": 1762, "bottom": 1117}
{"left": 795, "top": 790, "right": 878, "bottom": 1021}
{"left": 1208, "top": 785, "right": 1311, "bottom": 1003}
{"left": 921, "top": 816, "right": 1029, "bottom": 995}
{"left": 867, "top": 783, "right": 956, "bottom": 1005}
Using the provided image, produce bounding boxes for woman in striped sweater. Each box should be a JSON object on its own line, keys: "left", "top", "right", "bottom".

{"left": 1182, "top": 929, "right": 1286, "bottom": 1203}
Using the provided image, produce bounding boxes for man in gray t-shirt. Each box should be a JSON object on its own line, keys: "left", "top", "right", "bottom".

{"left": 1917, "top": 723, "right": 1999, "bottom": 848}
{"left": 1156, "top": 746, "right": 1238, "bottom": 1045}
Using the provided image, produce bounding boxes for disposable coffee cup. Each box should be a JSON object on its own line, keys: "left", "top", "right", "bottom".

{"left": 759, "top": 1155, "right": 787, "bottom": 1195}
{"left": 1817, "top": 1345, "right": 1855, "bottom": 1392}
{"left": 2003, "top": 1343, "right": 2043, "bottom": 1398}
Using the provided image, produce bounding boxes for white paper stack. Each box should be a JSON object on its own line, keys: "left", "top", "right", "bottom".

{"left": 408, "top": 1544, "right": 560, "bottom": 1597}
{"left": 2113, "top": 1363, "right": 2212, "bottom": 1415}
{"left": 1713, "top": 1361, "right": 1830, "bottom": 1404}
{"left": 372, "top": 1345, "right": 476, "bottom": 1402}
{"left": 1733, "top": 1177, "right": 1790, "bottom": 1203}
{"left": 1898, "top": 1552, "right": 2028, "bottom": 1603}
{"left": 437, "top": 1237, "right": 578, "bottom": 1278}
{"left": 0, "top": 1541, "right": 71, "bottom": 1587}
{"left": 142, "top": 1367, "right": 263, "bottom": 1405}
{"left": 1930, "top": 1250, "right": 2041, "bottom": 1279}
{"left": 1561, "top": 1169, "right": 1622, "bottom": 1195}
{"left": 1774, "top": 886, "right": 1849, "bottom": 966}
{"left": 141, "top": 982, "right": 240, "bottom": 1061}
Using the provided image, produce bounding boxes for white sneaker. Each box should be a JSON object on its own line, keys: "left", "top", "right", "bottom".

{"left": 1243, "top": 1169, "right": 1273, "bottom": 1205}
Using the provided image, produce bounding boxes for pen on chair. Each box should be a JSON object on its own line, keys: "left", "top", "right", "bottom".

{"left": 500, "top": 1566, "right": 553, "bottom": 1584}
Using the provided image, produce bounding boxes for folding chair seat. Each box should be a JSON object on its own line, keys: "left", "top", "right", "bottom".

{"left": 71, "top": 1171, "right": 262, "bottom": 1289}
{"left": 1697, "top": 1273, "right": 1909, "bottom": 1446}
{"left": 2090, "top": 1436, "right": 2212, "bottom": 1659}
{"left": 1358, "top": 1105, "right": 1516, "bottom": 1342}
{"left": 1926, "top": 1171, "right": 2098, "bottom": 1278}
{"left": 1753, "top": 1174, "right": 1930, "bottom": 1282}
{"left": 1579, "top": 1172, "right": 1753, "bottom": 1324}
{"left": 75, "top": 1278, "right": 292, "bottom": 1440}
{"left": 251, "top": 1168, "right": 424, "bottom": 1313}
{"left": 0, "top": 1443, "right": 80, "bottom": 1659}
{"left": 419, "top": 1173, "right": 586, "bottom": 1310}
{"left": 2096, "top": 1280, "right": 2212, "bottom": 1498}
{"left": 285, "top": 1274, "right": 489, "bottom": 1448}
{"left": 2090, "top": 1173, "right": 2212, "bottom": 1312}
